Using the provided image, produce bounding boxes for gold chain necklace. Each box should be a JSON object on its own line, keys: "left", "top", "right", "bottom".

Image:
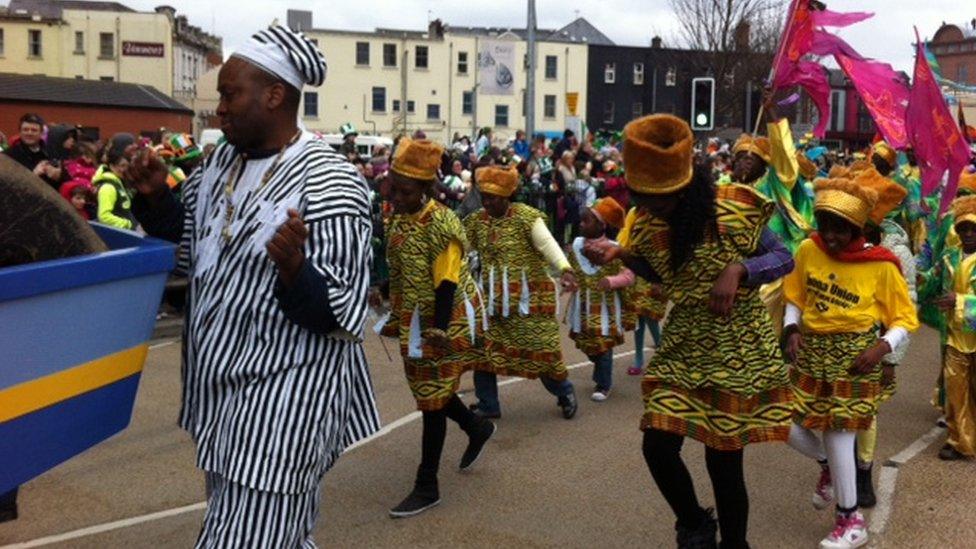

{"left": 221, "top": 130, "right": 302, "bottom": 243}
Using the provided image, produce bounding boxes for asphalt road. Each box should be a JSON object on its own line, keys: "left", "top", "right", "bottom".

{"left": 2, "top": 322, "right": 974, "bottom": 549}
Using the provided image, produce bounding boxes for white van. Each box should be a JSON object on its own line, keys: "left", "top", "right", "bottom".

{"left": 316, "top": 134, "right": 393, "bottom": 158}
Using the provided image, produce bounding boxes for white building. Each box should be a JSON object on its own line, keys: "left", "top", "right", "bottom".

{"left": 288, "top": 10, "right": 612, "bottom": 144}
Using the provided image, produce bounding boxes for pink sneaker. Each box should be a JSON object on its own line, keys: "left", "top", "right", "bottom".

{"left": 819, "top": 511, "right": 868, "bottom": 549}
{"left": 627, "top": 366, "right": 643, "bottom": 376}
{"left": 812, "top": 468, "right": 834, "bottom": 510}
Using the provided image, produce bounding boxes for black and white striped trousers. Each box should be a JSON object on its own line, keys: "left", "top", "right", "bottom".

{"left": 195, "top": 473, "right": 321, "bottom": 548}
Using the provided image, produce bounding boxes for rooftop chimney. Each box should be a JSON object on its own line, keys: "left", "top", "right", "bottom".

{"left": 651, "top": 36, "right": 662, "bottom": 49}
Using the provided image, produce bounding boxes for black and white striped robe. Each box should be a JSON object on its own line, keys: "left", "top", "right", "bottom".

{"left": 174, "top": 133, "right": 380, "bottom": 495}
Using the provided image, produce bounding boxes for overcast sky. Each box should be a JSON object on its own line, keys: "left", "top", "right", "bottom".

{"left": 129, "top": 0, "right": 963, "bottom": 75}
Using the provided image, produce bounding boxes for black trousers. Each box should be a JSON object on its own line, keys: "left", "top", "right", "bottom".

{"left": 643, "top": 428, "right": 749, "bottom": 549}
{"left": 417, "top": 394, "right": 476, "bottom": 486}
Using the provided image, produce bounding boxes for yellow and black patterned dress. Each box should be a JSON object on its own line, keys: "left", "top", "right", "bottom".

{"left": 618, "top": 209, "right": 668, "bottom": 330}
{"left": 464, "top": 203, "right": 568, "bottom": 380}
{"left": 382, "top": 200, "right": 487, "bottom": 411}
{"left": 627, "top": 184, "right": 793, "bottom": 450}
{"left": 566, "top": 237, "right": 628, "bottom": 357}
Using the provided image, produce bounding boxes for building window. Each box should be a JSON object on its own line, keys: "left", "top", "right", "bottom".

{"left": 495, "top": 105, "right": 509, "bottom": 127}
{"left": 372, "top": 86, "right": 386, "bottom": 112}
{"left": 458, "top": 51, "right": 468, "bottom": 74}
{"left": 632, "top": 102, "right": 643, "bottom": 118}
{"left": 633, "top": 62, "right": 644, "bottom": 85}
{"left": 383, "top": 43, "right": 396, "bottom": 67}
{"left": 604, "top": 63, "right": 616, "bottom": 84}
{"left": 74, "top": 31, "right": 84, "bottom": 53}
{"left": 665, "top": 67, "right": 676, "bottom": 87}
{"left": 28, "top": 30, "right": 42, "bottom": 57}
{"left": 393, "top": 99, "right": 401, "bottom": 112}
{"left": 355, "top": 42, "right": 369, "bottom": 66}
{"left": 544, "top": 94, "right": 556, "bottom": 118}
{"left": 545, "top": 55, "right": 557, "bottom": 79}
{"left": 100, "top": 76, "right": 114, "bottom": 81}
{"left": 603, "top": 101, "right": 615, "bottom": 124}
{"left": 462, "top": 91, "right": 473, "bottom": 115}
{"left": 303, "top": 91, "right": 318, "bottom": 118}
{"left": 960, "top": 64, "right": 970, "bottom": 84}
{"left": 99, "top": 32, "right": 114, "bottom": 59}
{"left": 0, "top": 29, "right": 5, "bottom": 56}
{"left": 415, "top": 45, "right": 428, "bottom": 69}
{"left": 829, "top": 89, "right": 845, "bottom": 132}
{"left": 407, "top": 100, "right": 415, "bottom": 113}
{"left": 427, "top": 103, "right": 440, "bottom": 120}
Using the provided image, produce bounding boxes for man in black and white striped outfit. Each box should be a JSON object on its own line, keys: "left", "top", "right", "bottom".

{"left": 127, "top": 25, "right": 380, "bottom": 548}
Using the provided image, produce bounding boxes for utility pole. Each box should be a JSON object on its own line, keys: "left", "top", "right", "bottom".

{"left": 525, "top": 0, "right": 537, "bottom": 139}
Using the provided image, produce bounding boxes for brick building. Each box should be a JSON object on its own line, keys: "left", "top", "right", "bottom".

{"left": 930, "top": 19, "right": 976, "bottom": 86}
{"left": 0, "top": 73, "right": 193, "bottom": 141}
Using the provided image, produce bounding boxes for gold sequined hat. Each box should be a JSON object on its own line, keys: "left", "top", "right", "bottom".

{"left": 622, "top": 114, "right": 694, "bottom": 195}
{"left": 391, "top": 137, "right": 443, "bottom": 181}
{"left": 814, "top": 177, "right": 879, "bottom": 229}
{"left": 872, "top": 141, "right": 897, "bottom": 167}
{"left": 476, "top": 165, "right": 520, "bottom": 197}
{"left": 733, "top": 134, "right": 772, "bottom": 164}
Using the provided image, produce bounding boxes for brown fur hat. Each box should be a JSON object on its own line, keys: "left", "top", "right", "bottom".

{"left": 854, "top": 168, "right": 908, "bottom": 225}
{"left": 796, "top": 151, "right": 818, "bottom": 181}
{"left": 476, "top": 165, "right": 520, "bottom": 197}
{"left": 391, "top": 137, "right": 443, "bottom": 181}
{"left": 622, "top": 114, "right": 694, "bottom": 195}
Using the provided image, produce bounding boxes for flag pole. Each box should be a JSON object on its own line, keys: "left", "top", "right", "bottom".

{"left": 755, "top": 0, "right": 802, "bottom": 135}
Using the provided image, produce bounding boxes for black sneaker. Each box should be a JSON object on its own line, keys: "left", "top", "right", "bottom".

{"left": 856, "top": 465, "right": 876, "bottom": 508}
{"left": 558, "top": 390, "right": 578, "bottom": 420}
{"left": 459, "top": 420, "right": 496, "bottom": 471}
{"left": 389, "top": 488, "right": 441, "bottom": 518}
{"left": 676, "top": 508, "right": 718, "bottom": 549}
{"left": 939, "top": 443, "right": 968, "bottom": 461}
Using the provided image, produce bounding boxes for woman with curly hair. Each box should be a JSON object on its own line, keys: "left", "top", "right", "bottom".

{"left": 586, "top": 114, "right": 795, "bottom": 549}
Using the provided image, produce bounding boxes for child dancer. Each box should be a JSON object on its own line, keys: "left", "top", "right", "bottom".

{"left": 784, "top": 177, "right": 918, "bottom": 549}
{"left": 566, "top": 197, "right": 633, "bottom": 401}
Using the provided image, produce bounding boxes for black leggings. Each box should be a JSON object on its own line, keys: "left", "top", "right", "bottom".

{"left": 642, "top": 428, "right": 749, "bottom": 549}
{"left": 419, "top": 394, "right": 477, "bottom": 478}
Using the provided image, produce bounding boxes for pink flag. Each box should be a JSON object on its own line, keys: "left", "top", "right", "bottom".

{"left": 770, "top": 1, "right": 874, "bottom": 137}
{"left": 907, "top": 28, "right": 972, "bottom": 212}
{"left": 836, "top": 54, "right": 911, "bottom": 149}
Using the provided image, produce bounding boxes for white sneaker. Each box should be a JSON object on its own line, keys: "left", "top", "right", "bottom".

{"left": 819, "top": 511, "right": 868, "bottom": 549}
{"left": 813, "top": 467, "right": 835, "bottom": 510}
{"left": 590, "top": 389, "right": 610, "bottom": 402}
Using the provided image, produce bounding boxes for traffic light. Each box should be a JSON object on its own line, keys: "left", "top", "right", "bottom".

{"left": 691, "top": 77, "right": 715, "bottom": 132}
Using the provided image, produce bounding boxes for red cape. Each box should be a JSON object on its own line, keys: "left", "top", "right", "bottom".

{"left": 810, "top": 232, "right": 902, "bottom": 271}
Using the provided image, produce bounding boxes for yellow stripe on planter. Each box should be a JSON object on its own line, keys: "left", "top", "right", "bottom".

{"left": 0, "top": 344, "right": 148, "bottom": 423}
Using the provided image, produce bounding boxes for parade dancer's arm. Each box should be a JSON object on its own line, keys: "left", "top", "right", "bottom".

{"left": 127, "top": 146, "right": 193, "bottom": 276}
{"left": 740, "top": 228, "right": 795, "bottom": 287}
{"left": 530, "top": 217, "right": 577, "bottom": 291}
{"left": 426, "top": 240, "right": 463, "bottom": 350}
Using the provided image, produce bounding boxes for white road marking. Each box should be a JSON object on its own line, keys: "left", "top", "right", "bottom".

{"left": 869, "top": 426, "right": 944, "bottom": 537}
{"left": 1, "top": 503, "right": 207, "bottom": 548}
{"left": 3, "top": 349, "right": 643, "bottom": 547}
{"left": 148, "top": 339, "right": 178, "bottom": 350}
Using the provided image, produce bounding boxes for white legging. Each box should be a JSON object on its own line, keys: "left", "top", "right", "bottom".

{"left": 787, "top": 423, "right": 858, "bottom": 510}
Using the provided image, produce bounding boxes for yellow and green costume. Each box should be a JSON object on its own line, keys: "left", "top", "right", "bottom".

{"left": 785, "top": 239, "right": 919, "bottom": 431}
{"left": 628, "top": 184, "right": 793, "bottom": 450}
{"left": 618, "top": 208, "right": 668, "bottom": 326}
{"left": 565, "top": 237, "right": 628, "bottom": 356}
{"left": 464, "top": 203, "right": 567, "bottom": 380}
{"left": 382, "top": 199, "right": 487, "bottom": 411}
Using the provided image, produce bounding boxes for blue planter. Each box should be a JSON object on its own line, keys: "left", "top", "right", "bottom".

{"left": 0, "top": 224, "right": 175, "bottom": 494}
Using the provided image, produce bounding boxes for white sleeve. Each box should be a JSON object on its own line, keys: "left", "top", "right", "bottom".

{"left": 530, "top": 217, "right": 571, "bottom": 272}
{"left": 881, "top": 327, "right": 909, "bottom": 353}
{"left": 784, "top": 302, "right": 802, "bottom": 329}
